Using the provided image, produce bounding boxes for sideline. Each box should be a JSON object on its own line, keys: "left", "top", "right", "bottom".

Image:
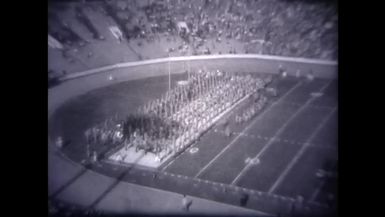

{"left": 59, "top": 54, "right": 338, "bottom": 81}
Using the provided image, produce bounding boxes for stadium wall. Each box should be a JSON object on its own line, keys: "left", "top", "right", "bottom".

{"left": 49, "top": 54, "right": 337, "bottom": 118}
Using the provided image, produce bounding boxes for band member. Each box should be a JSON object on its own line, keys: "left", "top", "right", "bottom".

{"left": 92, "top": 151, "right": 98, "bottom": 162}
{"left": 182, "top": 195, "right": 193, "bottom": 211}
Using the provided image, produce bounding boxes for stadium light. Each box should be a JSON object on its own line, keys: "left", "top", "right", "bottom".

{"left": 188, "top": 45, "right": 191, "bottom": 80}
{"left": 168, "top": 52, "right": 171, "bottom": 91}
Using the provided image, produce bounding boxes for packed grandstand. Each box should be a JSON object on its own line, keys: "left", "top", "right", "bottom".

{"left": 48, "top": 0, "right": 337, "bottom": 84}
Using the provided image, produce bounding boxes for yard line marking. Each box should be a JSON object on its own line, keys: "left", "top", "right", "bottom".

{"left": 309, "top": 143, "right": 337, "bottom": 150}
{"left": 215, "top": 129, "right": 336, "bottom": 150}
{"left": 309, "top": 179, "right": 327, "bottom": 202}
{"left": 193, "top": 81, "right": 303, "bottom": 179}
{"left": 160, "top": 89, "right": 258, "bottom": 172}
{"left": 230, "top": 81, "right": 332, "bottom": 185}
{"left": 309, "top": 201, "right": 329, "bottom": 209}
{"left": 268, "top": 106, "right": 337, "bottom": 193}
{"left": 279, "top": 101, "right": 335, "bottom": 110}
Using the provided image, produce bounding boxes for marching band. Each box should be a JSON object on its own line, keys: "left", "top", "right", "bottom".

{"left": 84, "top": 70, "right": 273, "bottom": 162}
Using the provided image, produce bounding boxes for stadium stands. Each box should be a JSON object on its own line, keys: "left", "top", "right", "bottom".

{"left": 48, "top": 0, "right": 337, "bottom": 79}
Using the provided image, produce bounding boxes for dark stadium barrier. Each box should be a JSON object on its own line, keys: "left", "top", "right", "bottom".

{"left": 49, "top": 54, "right": 337, "bottom": 118}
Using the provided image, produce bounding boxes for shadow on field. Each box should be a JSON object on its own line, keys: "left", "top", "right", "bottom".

{"left": 49, "top": 145, "right": 145, "bottom": 206}
{"left": 87, "top": 152, "right": 145, "bottom": 209}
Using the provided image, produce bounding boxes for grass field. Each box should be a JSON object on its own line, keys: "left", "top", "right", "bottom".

{"left": 49, "top": 73, "right": 337, "bottom": 215}
{"left": 162, "top": 76, "right": 337, "bottom": 202}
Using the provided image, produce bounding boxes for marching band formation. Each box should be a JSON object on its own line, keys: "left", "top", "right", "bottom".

{"left": 235, "top": 94, "right": 268, "bottom": 124}
{"left": 84, "top": 70, "right": 274, "bottom": 162}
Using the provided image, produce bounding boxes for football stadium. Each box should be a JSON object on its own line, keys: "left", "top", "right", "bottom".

{"left": 48, "top": 0, "right": 338, "bottom": 216}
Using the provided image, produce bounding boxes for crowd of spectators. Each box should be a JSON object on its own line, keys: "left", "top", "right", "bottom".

{"left": 104, "top": 0, "right": 337, "bottom": 58}
{"left": 48, "top": 0, "right": 337, "bottom": 80}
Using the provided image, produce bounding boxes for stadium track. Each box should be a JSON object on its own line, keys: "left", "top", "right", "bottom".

{"left": 48, "top": 54, "right": 337, "bottom": 215}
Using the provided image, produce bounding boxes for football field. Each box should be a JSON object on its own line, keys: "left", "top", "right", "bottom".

{"left": 161, "top": 76, "right": 337, "bottom": 205}
{"left": 49, "top": 73, "right": 337, "bottom": 215}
